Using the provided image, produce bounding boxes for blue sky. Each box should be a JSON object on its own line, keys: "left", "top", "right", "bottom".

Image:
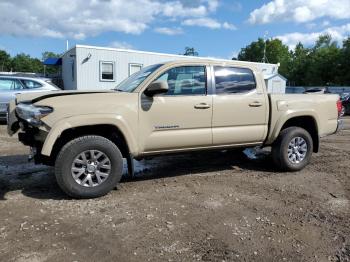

{"left": 0, "top": 0, "right": 349, "bottom": 60}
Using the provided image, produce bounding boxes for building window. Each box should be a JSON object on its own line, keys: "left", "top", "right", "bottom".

{"left": 100, "top": 61, "right": 115, "bottom": 81}
{"left": 129, "top": 63, "right": 143, "bottom": 76}
{"left": 214, "top": 66, "right": 256, "bottom": 94}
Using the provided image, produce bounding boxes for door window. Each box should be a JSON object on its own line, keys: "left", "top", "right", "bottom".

{"left": 0, "top": 79, "right": 23, "bottom": 90}
{"left": 214, "top": 66, "right": 256, "bottom": 94}
{"left": 21, "top": 80, "right": 43, "bottom": 89}
{"left": 154, "top": 66, "right": 206, "bottom": 96}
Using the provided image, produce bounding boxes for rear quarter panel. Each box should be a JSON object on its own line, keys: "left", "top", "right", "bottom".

{"left": 266, "top": 94, "right": 339, "bottom": 144}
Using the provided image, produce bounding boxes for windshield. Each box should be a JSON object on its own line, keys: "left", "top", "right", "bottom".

{"left": 115, "top": 64, "right": 163, "bottom": 92}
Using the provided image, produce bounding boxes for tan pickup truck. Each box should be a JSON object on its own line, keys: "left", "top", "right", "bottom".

{"left": 7, "top": 60, "right": 343, "bottom": 198}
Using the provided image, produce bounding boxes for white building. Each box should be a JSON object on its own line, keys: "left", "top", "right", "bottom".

{"left": 61, "top": 45, "right": 286, "bottom": 93}
{"left": 264, "top": 73, "right": 287, "bottom": 94}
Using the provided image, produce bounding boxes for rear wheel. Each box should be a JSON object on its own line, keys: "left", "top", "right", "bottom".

{"left": 272, "top": 127, "right": 313, "bottom": 171}
{"left": 55, "top": 135, "right": 123, "bottom": 198}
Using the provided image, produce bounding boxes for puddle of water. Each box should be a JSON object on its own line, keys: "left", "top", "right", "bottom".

{"left": 0, "top": 163, "right": 49, "bottom": 176}
{"left": 243, "top": 147, "right": 270, "bottom": 160}
{"left": 0, "top": 158, "right": 161, "bottom": 182}
{"left": 122, "top": 158, "right": 165, "bottom": 177}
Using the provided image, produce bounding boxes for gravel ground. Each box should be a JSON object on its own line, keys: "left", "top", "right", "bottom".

{"left": 0, "top": 118, "right": 349, "bottom": 262}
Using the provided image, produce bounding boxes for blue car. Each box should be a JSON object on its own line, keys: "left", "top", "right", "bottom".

{"left": 0, "top": 75, "right": 60, "bottom": 122}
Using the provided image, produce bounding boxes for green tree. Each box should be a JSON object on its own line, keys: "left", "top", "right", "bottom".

{"left": 305, "top": 34, "right": 341, "bottom": 86}
{"left": 289, "top": 43, "right": 311, "bottom": 86}
{"left": 183, "top": 47, "right": 199, "bottom": 56}
{"left": 0, "top": 50, "right": 11, "bottom": 72}
{"left": 338, "top": 37, "right": 350, "bottom": 85}
{"left": 237, "top": 38, "right": 265, "bottom": 62}
{"left": 237, "top": 38, "right": 292, "bottom": 79}
{"left": 42, "top": 51, "right": 61, "bottom": 61}
{"left": 11, "top": 53, "right": 43, "bottom": 73}
{"left": 42, "top": 51, "right": 61, "bottom": 75}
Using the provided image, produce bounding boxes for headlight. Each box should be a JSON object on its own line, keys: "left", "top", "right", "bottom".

{"left": 16, "top": 103, "right": 53, "bottom": 126}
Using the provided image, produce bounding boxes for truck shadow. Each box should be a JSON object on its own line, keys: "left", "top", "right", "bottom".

{"left": 0, "top": 151, "right": 280, "bottom": 201}
{"left": 0, "top": 155, "right": 66, "bottom": 201}
{"left": 122, "top": 150, "right": 279, "bottom": 183}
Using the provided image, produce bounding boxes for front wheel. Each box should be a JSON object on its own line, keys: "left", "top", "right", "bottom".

{"left": 55, "top": 135, "right": 123, "bottom": 199}
{"left": 272, "top": 127, "right": 313, "bottom": 171}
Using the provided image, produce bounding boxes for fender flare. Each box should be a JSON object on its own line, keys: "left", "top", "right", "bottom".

{"left": 266, "top": 110, "right": 320, "bottom": 145}
{"left": 41, "top": 114, "right": 138, "bottom": 156}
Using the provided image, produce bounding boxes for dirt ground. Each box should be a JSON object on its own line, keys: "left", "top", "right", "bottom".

{"left": 0, "top": 118, "right": 349, "bottom": 262}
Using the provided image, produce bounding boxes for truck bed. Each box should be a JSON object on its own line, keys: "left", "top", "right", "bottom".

{"left": 265, "top": 93, "right": 340, "bottom": 145}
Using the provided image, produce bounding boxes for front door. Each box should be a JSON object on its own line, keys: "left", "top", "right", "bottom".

{"left": 211, "top": 66, "right": 268, "bottom": 145}
{"left": 139, "top": 65, "right": 213, "bottom": 153}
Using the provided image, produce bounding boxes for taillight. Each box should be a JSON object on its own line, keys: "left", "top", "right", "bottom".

{"left": 337, "top": 99, "right": 342, "bottom": 116}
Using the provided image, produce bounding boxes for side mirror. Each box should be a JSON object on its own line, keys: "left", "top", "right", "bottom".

{"left": 144, "top": 81, "right": 168, "bottom": 97}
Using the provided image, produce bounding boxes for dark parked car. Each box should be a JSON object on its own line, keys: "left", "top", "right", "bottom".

{"left": 340, "top": 93, "right": 350, "bottom": 116}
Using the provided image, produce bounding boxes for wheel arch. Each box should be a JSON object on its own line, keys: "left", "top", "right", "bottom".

{"left": 41, "top": 115, "right": 138, "bottom": 162}
{"left": 279, "top": 115, "right": 319, "bottom": 153}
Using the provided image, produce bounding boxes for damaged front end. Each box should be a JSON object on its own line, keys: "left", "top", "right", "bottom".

{"left": 7, "top": 100, "right": 20, "bottom": 136}
{"left": 7, "top": 99, "right": 52, "bottom": 165}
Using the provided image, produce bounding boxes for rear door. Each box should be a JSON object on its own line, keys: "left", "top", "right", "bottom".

{"left": 138, "top": 65, "right": 213, "bottom": 153}
{"left": 211, "top": 66, "right": 268, "bottom": 145}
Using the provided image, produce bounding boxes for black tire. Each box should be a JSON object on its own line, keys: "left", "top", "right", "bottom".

{"left": 55, "top": 135, "right": 123, "bottom": 199}
{"left": 272, "top": 127, "right": 313, "bottom": 172}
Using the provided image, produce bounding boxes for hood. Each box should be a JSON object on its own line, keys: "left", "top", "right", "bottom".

{"left": 15, "top": 90, "right": 115, "bottom": 104}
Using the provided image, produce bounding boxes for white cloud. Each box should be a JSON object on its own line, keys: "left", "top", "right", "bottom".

{"left": 229, "top": 2, "right": 243, "bottom": 12}
{"left": 0, "top": 0, "right": 221, "bottom": 39}
{"left": 223, "top": 22, "right": 237, "bottom": 30}
{"left": 183, "top": 18, "right": 221, "bottom": 29}
{"left": 275, "top": 23, "right": 350, "bottom": 48}
{"left": 154, "top": 27, "right": 184, "bottom": 35}
{"left": 182, "top": 18, "right": 237, "bottom": 30}
{"left": 207, "top": 0, "right": 220, "bottom": 12}
{"left": 165, "top": 0, "right": 219, "bottom": 13}
{"left": 249, "top": 0, "right": 350, "bottom": 24}
{"left": 109, "top": 41, "right": 134, "bottom": 50}
{"left": 322, "top": 20, "right": 330, "bottom": 27}
{"left": 306, "top": 23, "right": 317, "bottom": 30}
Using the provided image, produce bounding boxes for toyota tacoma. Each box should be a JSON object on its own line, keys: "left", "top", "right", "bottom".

{"left": 7, "top": 60, "right": 343, "bottom": 198}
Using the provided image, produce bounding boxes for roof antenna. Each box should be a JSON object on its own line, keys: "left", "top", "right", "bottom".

{"left": 66, "top": 40, "right": 69, "bottom": 51}
{"left": 262, "top": 31, "right": 269, "bottom": 63}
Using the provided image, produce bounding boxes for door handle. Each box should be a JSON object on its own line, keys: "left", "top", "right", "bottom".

{"left": 194, "top": 103, "right": 211, "bottom": 109}
{"left": 249, "top": 101, "right": 263, "bottom": 107}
